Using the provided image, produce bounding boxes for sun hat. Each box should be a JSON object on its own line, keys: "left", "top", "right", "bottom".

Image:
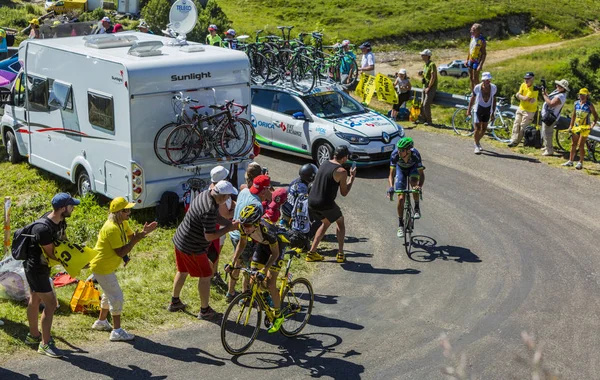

{"left": 524, "top": 72, "right": 535, "bottom": 79}
{"left": 213, "top": 180, "right": 238, "bottom": 196}
{"left": 210, "top": 166, "right": 229, "bottom": 183}
{"left": 419, "top": 49, "right": 432, "bottom": 56}
{"left": 51, "top": 193, "right": 80, "bottom": 209}
{"left": 481, "top": 72, "right": 492, "bottom": 81}
{"left": 109, "top": 197, "right": 135, "bottom": 213}
{"left": 578, "top": 88, "right": 590, "bottom": 96}
{"left": 250, "top": 175, "right": 272, "bottom": 195}
{"left": 554, "top": 79, "right": 569, "bottom": 92}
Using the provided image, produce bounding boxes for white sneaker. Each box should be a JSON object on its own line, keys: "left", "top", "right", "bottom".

{"left": 477, "top": 143, "right": 483, "bottom": 151}
{"left": 397, "top": 227, "right": 404, "bottom": 238}
{"left": 110, "top": 328, "right": 135, "bottom": 341}
{"left": 474, "top": 146, "right": 481, "bottom": 154}
{"left": 562, "top": 160, "right": 573, "bottom": 167}
{"left": 92, "top": 319, "right": 113, "bottom": 332}
{"left": 542, "top": 151, "right": 553, "bottom": 156}
{"left": 575, "top": 162, "right": 583, "bottom": 170}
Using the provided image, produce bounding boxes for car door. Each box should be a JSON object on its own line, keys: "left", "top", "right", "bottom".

{"left": 271, "top": 92, "right": 309, "bottom": 152}
{"left": 448, "top": 62, "right": 458, "bottom": 77}
{"left": 250, "top": 88, "right": 277, "bottom": 146}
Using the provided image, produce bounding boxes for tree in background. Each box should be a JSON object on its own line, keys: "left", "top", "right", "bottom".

{"left": 141, "top": 0, "right": 230, "bottom": 43}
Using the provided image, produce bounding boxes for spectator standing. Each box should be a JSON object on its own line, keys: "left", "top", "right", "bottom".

{"left": 540, "top": 79, "right": 569, "bottom": 156}
{"left": 169, "top": 181, "right": 239, "bottom": 320}
{"left": 90, "top": 197, "right": 157, "bottom": 341}
{"left": 417, "top": 49, "right": 437, "bottom": 126}
{"left": 223, "top": 29, "right": 237, "bottom": 49}
{"left": 99, "top": 17, "right": 113, "bottom": 34}
{"left": 563, "top": 88, "right": 599, "bottom": 170}
{"left": 0, "top": 28, "right": 8, "bottom": 60}
{"left": 391, "top": 68, "right": 412, "bottom": 120}
{"left": 467, "top": 23, "right": 487, "bottom": 91}
{"left": 508, "top": 72, "right": 539, "bottom": 147}
{"left": 358, "top": 42, "right": 375, "bottom": 76}
{"left": 24, "top": 193, "right": 79, "bottom": 358}
{"left": 225, "top": 175, "right": 273, "bottom": 302}
{"left": 308, "top": 145, "right": 356, "bottom": 263}
{"left": 29, "top": 19, "right": 41, "bottom": 39}
{"left": 340, "top": 40, "right": 357, "bottom": 93}
{"left": 467, "top": 71, "right": 496, "bottom": 154}
{"left": 205, "top": 24, "right": 222, "bottom": 46}
{"left": 240, "top": 162, "right": 264, "bottom": 190}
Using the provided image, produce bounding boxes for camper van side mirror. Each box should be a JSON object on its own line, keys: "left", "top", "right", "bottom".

{"left": 0, "top": 88, "right": 11, "bottom": 107}
{"left": 292, "top": 111, "right": 307, "bottom": 120}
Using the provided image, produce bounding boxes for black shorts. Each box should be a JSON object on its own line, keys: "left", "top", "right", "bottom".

{"left": 251, "top": 243, "right": 284, "bottom": 272}
{"left": 309, "top": 203, "right": 343, "bottom": 223}
{"left": 393, "top": 92, "right": 411, "bottom": 111}
{"left": 25, "top": 270, "right": 53, "bottom": 293}
{"left": 476, "top": 105, "right": 491, "bottom": 123}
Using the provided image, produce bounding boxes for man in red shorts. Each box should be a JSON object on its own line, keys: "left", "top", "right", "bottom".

{"left": 168, "top": 181, "right": 239, "bottom": 320}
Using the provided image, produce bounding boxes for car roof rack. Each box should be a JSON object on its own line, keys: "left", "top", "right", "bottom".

{"left": 253, "top": 79, "right": 343, "bottom": 96}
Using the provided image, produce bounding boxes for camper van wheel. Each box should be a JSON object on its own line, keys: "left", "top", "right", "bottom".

{"left": 5, "top": 130, "right": 22, "bottom": 164}
{"left": 77, "top": 170, "right": 92, "bottom": 197}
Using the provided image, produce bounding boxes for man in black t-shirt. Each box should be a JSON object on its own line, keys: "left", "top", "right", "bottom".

{"left": 24, "top": 192, "right": 79, "bottom": 358}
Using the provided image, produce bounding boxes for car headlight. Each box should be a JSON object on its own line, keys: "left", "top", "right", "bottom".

{"left": 396, "top": 124, "right": 405, "bottom": 138}
{"left": 334, "top": 132, "right": 369, "bottom": 145}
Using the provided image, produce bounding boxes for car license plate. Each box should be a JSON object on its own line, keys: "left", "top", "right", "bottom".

{"left": 382, "top": 145, "right": 394, "bottom": 152}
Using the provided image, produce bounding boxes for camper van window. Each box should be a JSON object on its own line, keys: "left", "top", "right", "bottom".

{"left": 48, "top": 80, "right": 73, "bottom": 111}
{"left": 87, "top": 92, "right": 114, "bottom": 132}
{"left": 13, "top": 72, "right": 25, "bottom": 108}
{"left": 26, "top": 75, "right": 49, "bottom": 111}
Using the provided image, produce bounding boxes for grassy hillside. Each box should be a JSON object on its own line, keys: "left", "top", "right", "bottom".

{"left": 216, "top": 0, "right": 600, "bottom": 44}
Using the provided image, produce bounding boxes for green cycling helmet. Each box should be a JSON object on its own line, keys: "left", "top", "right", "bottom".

{"left": 396, "top": 137, "right": 414, "bottom": 150}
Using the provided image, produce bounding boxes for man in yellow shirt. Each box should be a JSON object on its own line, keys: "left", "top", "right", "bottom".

{"left": 90, "top": 197, "right": 157, "bottom": 341}
{"left": 508, "top": 72, "right": 539, "bottom": 147}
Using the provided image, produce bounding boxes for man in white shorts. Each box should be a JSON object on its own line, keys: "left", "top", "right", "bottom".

{"left": 467, "top": 72, "right": 496, "bottom": 154}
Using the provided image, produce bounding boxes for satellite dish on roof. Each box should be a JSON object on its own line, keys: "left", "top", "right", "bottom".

{"left": 163, "top": 0, "right": 198, "bottom": 46}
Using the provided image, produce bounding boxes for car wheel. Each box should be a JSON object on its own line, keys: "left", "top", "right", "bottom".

{"left": 77, "top": 169, "right": 92, "bottom": 197}
{"left": 5, "top": 130, "right": 22, "bottom": 164}
{"left": 460, "top": 72, "right": 468, "bottom": 78}
{"left": 439, "top": 70, "right": 447, "bottom": 76}
{"left": 314, "top": 141, "right": 333, "bottom": 167}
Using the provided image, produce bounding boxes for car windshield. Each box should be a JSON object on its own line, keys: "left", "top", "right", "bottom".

{"left": 301, "top": 91, "right": 366, "bottom": 119}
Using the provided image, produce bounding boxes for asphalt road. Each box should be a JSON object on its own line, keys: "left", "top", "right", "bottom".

{"left": 2, "top": 129, "right": 600, "bottom": 379}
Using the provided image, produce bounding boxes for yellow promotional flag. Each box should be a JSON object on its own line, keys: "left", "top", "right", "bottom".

{"left": 375, "top": 74, "right": 399, "bottom": 105}
{"left": 355, "top": 73, "right": 367, "bottom": 99}
{"left": 363, "top": 74, "right": 377, "bottom": 105}
{"left": 45, "top": 240, "right": 99, "bottom": 277}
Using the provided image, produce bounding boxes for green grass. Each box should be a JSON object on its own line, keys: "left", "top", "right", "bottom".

{"left": 216, "top": 0, "right": 600, "bottom": 45}
{"left": 0, "top": 150, "right": 314, "bottom": 361}
{"left": 488, "top": 28, "right": 563, "bottom": 50}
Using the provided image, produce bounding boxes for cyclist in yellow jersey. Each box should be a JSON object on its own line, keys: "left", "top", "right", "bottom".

{"left": 467, "top": 23, "right": 486, "bottom": 91}
{"left": 563, "top": 88, "right": 599, "bottom": 169}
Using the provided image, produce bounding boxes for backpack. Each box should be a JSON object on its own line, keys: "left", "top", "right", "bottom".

{"left": 523, "top": 126, "right": 542, "bottom": 148}
{"left": 290, "top": 193, "right": 310, "bottom": 234}
{"left": 12, "top": 218, "right": 53, "bottom": 261}
{"left": 156, "top": 191, "right": 180, "bottom": 227}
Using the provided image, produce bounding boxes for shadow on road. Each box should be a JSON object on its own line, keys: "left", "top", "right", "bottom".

{"left": 313, "top": 294, "right": 339, "bottom": 305}
{"left": 408, "top": 235, "right": 482, "bottom": 263}
{"left": 132, "top": 336, "right": 227, "bottom": 365}
{"left": 0, "top": 368, "right": 45, "bottom": 379}
{"left": 481, "top": 150, "right": 541, "bottom": 163}
{"left": 61, "top": 351, "right": 167, "bottom": 379}
{"left": 230, "top": 332, "right": 364, "bottom": 379}
{"left": 322, "top": 234, "right": 369, "bottom": 244}
{"left": 307, "top": 314, "right": 364, "bottom": 330}
{"left": 341, "top": 261, "right": 421, "bottom": 275}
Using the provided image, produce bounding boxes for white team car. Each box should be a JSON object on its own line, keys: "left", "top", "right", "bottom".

{"left": 251, "top": 84, "right": 404, "bottom": 166}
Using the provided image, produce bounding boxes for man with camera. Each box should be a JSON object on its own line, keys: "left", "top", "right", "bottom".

{"left": 507, "top": 72, "right": 540, "bottom": 147}
{"left": 540, "top": 79, "right": 569, "bottom": 156}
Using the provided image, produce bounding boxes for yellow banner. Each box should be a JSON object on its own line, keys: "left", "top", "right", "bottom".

{"left": 46, "top": 240, "right": 99, "bottom": 277}
{"left": 363, "top": 75, "right": 377, "bottom": 105}
{"left": 375, "top": 74, "right": 399, "bottom": 105}
{"left": 355, "top": 73, "right": 367, "bottom": 99}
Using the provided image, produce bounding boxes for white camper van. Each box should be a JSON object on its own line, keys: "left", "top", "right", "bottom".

{"left": 0, "top": 33, "right": 253, "bottom": 208}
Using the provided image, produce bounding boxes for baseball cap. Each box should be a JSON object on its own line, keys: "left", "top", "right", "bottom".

{"left": 51, "top": 193, "right": 80, "bottom": 209}
{"left": 481, "top": 72, "right": 492, "bottom": 81}
{"left": 578, "top": 88, "right": 590, "bottom": 95}
{"left": 213, "top": 180, "right": 238, "bottom": 196}
{"left": 250, "top": 175, "right": 271, "bottom": 195}
{"left": 138, "top": 20, "right": 148, "bottom": 29}
{"left": 359, "top": 41, "right": 371, "bottom": 49}
{"left": 109, "top": 197, "right": 135, "bottom": 213}
{"left": 30, "top": 18, "right": 40, "bottom": 26}
{"left": 398, "top": 68, "right": 407, "bottom": 75}
{"left": 101, "top": 16, "right": 111, "bottom": 23}
{"left": 419, "top": 49, "right": 432, "bottom": 56}
{"left": 208, "top": 24, "right": 217, "bottom": 31}
{"left": 210, "top": 166, "right": 229, "bottom": 183}
{"left": 524, "top": 72, "right": 535, "bottom": 79}
{"left": 270, "top": 188, "right": 288, "bottom": 207}
{"left": 342, "top": 39, "right": 350, "bottom": 47}
{"left": 554, "top": 79, "right": 569, "bottom": 91}
{"left": 225, "top": 28, "right": 235, "bottom": 36}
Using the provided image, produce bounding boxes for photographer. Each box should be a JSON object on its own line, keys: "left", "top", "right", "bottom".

{"left": 391, "top": 69, "right": 411, "bottom": 120}
{"left": 540, "top": 79, "right": 569, "bottom": 156}
{"left": 507, "top": 72, "right": 539, "bottom": 147}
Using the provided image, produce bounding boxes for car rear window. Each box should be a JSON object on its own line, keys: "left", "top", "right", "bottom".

{"left": 251, "top": 89, "right": 276, "bottom": 110}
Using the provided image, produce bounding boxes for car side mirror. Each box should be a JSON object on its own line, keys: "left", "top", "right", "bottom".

{"left": 0, "top": 88, "right": 11, "bottom": 107}
{"left": 292, "top": 111, "right": 307, "bottom": 120}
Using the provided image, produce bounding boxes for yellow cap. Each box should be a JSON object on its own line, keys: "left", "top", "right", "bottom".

{"left": 30, "top": 19, "right": 40, "bottom": 26}
{"left": 578, "top": 88, "right": 590, "bottom": 96}
{"left": 109, "top": 197, "right": 136, "bottom": 213}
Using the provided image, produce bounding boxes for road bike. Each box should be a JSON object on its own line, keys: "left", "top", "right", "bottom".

{"left": 220, "top": 242, "right": 314, "bottom": 355}
{"left": 554, "top": 125, "right": 600, "bottom": 163}
{"left": 392, "top": 189, "right": 422, "bottom": 256}
{"left": 452, "top": 96, "right": 515, "bottom": 142}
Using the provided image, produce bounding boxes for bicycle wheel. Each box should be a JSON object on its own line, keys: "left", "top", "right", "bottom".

{"left": 220, "top": 292, "right": 262, "bottom": 355}
{"left": 165, "top": 124, "right": 199, "bottom": 165}
{"left": 343, "top": 59, "right": 359, "bottom": 88}
{"left": 290, "top": 55, "right": 316, "bottom": 92}
{"left": 491, "top": 112, "right": 514, "bottom": 143}
{"left": 154, "top": 122, "right": 178, "bottom": 164}
{"left": 555, "top": 128, "right": 572, "bottom": 152}
{"left": 452, "top": 107, "right": 474, "bottom": 136}
{"left": 220, "top": 118, "right": 251, "bottom": 156}
{"left": 403, "top": 202, "right": 413, "bottom": 256}
{"left": 234, "top": 118, "right": 256, "bottom": 156}
{"left": 587, "top": 140, "right": 600, "bottom": 163}
{"left": 280, "top": 278, "right": 314, "bottom": 337}
{"left": 250, "top": 52, "right": 271, "bottom": 85}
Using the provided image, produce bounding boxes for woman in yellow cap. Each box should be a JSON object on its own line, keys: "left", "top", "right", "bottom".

{"left": 563, "top": 88, "right": 598, "bottom": 169}
{"left": 88, "top": 197, "right": 157, "bottom": 341}
{"left": 29, "top": 19, "right": 40, "bottom": 39}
